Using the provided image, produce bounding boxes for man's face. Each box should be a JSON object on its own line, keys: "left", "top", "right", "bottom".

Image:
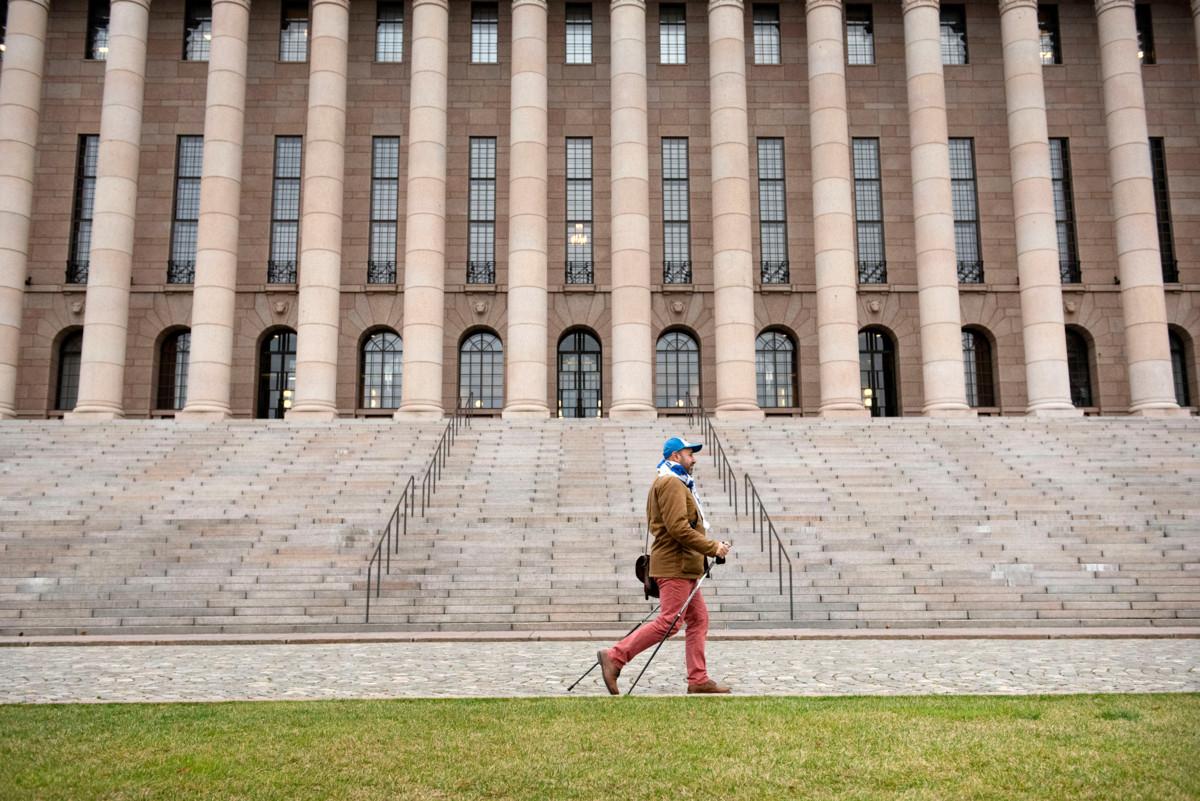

{"left": 671, "top": 448, "right": 698, "bottom": 474}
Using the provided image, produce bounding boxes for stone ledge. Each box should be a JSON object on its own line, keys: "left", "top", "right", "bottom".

{"left": 2, "top": 626, "right": 1197, "bottom": 648}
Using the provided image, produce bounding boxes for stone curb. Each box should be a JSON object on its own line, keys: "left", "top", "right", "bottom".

{"left": 2, "top": 627, "right": 1197, "bottom": 648}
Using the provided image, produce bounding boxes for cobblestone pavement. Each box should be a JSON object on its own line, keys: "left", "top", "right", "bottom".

{"left": 1, "top": 638, "right": 1197, "bottom": 703}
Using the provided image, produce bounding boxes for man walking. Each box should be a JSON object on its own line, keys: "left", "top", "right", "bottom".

{"left": 597, "top": 436, "right": 732, "bottom": 695}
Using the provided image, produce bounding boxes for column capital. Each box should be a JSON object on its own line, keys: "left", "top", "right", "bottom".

{"left": 412, "top": 0, "right": 449, "bottom": 10}
{"left": 806, "top": 0, "right": 842, "bottom": 12}
{"left": 1095, "top": 0, "right": 1135, "bottom": 14}
{"left": 903, "top": 0, "right": 940, "bottom": 13}
{"left": 212, "top": 0, "right": 251, "bottom": 8}
{"left": 311, "top": 0, "right": 350, "bottom": 8}
{"left": 512, "top": 0, "right": 548, "bottom": 9}
{"left": 611, "top": 0, "right": 646, "bottom": 11}
{"left": 111, "top": 0, "right": 152, "bottom": 9}
{"left": 12, "top": 0, "right": 52, "bottom": 9}
{"left": 998, "top": 0, "right": 1038, "bottom": 14}
{"left": 709, "top": 0, "right": 744, "bottom": 13}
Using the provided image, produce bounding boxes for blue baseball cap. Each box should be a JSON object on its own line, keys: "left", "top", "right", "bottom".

{"left": 662, "top": 436, "right": 703, "bottom": 459}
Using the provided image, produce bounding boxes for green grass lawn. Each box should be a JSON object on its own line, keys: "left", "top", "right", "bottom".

{"left": 2, "top": 694, "right": 1197, "bottom": 800}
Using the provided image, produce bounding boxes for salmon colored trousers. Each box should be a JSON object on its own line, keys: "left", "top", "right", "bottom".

{"left": 606, "top": 577, "right": 710, "bottom": 686}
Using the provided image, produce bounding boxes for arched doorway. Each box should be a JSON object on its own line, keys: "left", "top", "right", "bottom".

{"left": 755, "top": 329, "right": 797, "bottom": 409}
{"left": 961, "top": 327, "right": 995, "bottom": 408}
{"left": 360, "top": 329, "right": 402, "bottom": 409}
{"left": 859, "top": 327, "right": 898, "bottom": 417}
{"left": 157, "top": 329, "right": 191, "bottom": 411}
{"left": 55, "top": 330, "right": 83, "bottom": 412}
{"left": 1065, "top": 327, "right": 1093, "bottom": 408}
{"left": 459, "top": 330, "right": 504, "bottom": 410}
{"left": 257, "top": 328, "right": 297, "bottom": 419}
{"left": 557, "top": 330, "right": 602, "bottom": 418}
{"left": 655, "top": 329, "right": 700, "bottom": 409}
{"left": 1169, "top": 328, "right": 1191, "bottom": 408}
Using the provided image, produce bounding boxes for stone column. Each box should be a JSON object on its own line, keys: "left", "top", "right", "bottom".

{"left": 1096, "top": 0, "right": 1182, "bottom": 415}
{"left": 806, "top": 0, "right": 868, "bottom": 418}
{"left": 503, "top": 0, "right": 551, "bottom": 418}
{"left": 902, "top": 0, "right": 973, "bottom": 417}
{"left": 708, "top": 0, "right": 763, "bottom": 420}
{"left": 0, "top": 0, "right": 50, "bottom": 420}
{"left": 396, "top": 0, "right": 450, "bottom": 420}
{"left": 608, "top": 0, "right": 657, "bottom": 419}
{"left": 65, "top": 0, "right": 151, "bottom": 422}
{"left": 178, "top": 0, "right": 251, "bottom": 421}
{"left": 997, "top": 0, "right": 1078, "bottom": 416}
{"left": 287, "top": 0, "right": 350, "bottom": 420}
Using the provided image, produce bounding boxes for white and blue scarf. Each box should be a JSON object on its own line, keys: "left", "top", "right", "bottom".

{"left": 656, "top": 459, "right": 711, "bottom": 533}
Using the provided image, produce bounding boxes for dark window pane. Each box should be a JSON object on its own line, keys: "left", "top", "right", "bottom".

{"left": 184, "top": 0, "right": 212, "bottom": 61}
{"left": 846, "top": 4, "right": 873, "bottom": 66}
{"left": 753, "top": 4, "right": 780, "bottom": 65}
{"left": 1038, "top": 5, "right": 1061, "bottom": 65}
{"left": 280, "top": 0, "right": 309, "bottom": 62}
{"left": 940, "top": 4, "right": 967, "bottom": 65}
{"left": 1135, "top": 3, "right": 1154, "bottom": 64}
{"left": 87, "top": 0, "right": 110, "bottom": 60}
{"left": 1149, "top": 138, "right": 1177, "bottom": 283}
{"left": 472, "top": 2, "right": 498, "bottom": 63}
{"left": 566, "top": 3, "right": 592, "bottom": 64}
{"left": 659, "top": 4, "right": 686, "bottom": 64}
{"left": 377, "top": 0, "right": 404, "bottom": 62}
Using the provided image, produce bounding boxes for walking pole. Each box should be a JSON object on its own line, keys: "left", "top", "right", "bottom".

{"left": 625, "top": 559, "right": 719, "bottom": 696}
{"left": 567, "top": 603, "right": 661, "bottom": 692}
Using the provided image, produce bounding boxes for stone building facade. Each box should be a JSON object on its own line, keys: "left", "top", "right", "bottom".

{"left": 0, "top": 0, "right": 1197, "bottom": 421}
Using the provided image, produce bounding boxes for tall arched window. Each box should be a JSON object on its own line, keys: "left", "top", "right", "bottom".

{"left": 755, "top": 330, "right": 797, "bottom": 408}
{"left": 859, "top": 327, "right": 898, "bottom": 417}
{"left": 1170, "top": 329, "right": 1191, "bottom": 407}
{"left": 361, "top": 329, "right": 402, "bottom": 409}
{"left": 1065, "top": 327, "right": 1093, "bottom": 407}
{"left": 257, "top": 328, "right": 297, "bottom": 419}
{"left": 961, "top": 328, "right": 995, "bottom": 408}
{"left": 655, "top": 330, "right": 700, "bottom": 408}
{"left": 157, "top": 329, "right": 191, "bottom": 410}
{"left": 557, "top": 330, "right": 602, "bottom": 418}
{"left": 55, "top": 330, "right": 83, "bottom": 412}
{"left": 460, "top": 331, "right": 504, "bottom": 409}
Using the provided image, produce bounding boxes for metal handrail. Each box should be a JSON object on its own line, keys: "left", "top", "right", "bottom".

{"left": 686, "top": 397, "right": 737, "bottom": 517}
{"left": 364, "top": 395, "right": 472, "bottom": 622}
{"left": 743, "top": 473, "right": 795, "bottom": 620}
{"left": 685, "top": 396, "right": 794, "bottom": 620}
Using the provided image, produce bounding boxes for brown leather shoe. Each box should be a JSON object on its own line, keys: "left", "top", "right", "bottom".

{"left": 597, "top": 649, "right": 621, "bottom": 695}
{"left": 686, "top": 679, "right": 731, "bottom": 694}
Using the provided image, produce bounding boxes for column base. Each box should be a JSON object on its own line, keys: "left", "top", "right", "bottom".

{"left": 922, "top": 405, "right": 978, "bottom": 418}
{"left": 1128, "top": 405, "right": 1191, "bottom": 418}
{"left": 176, "top": 403, "right": 233, "bottom": 422}
{"left": 714, "top": 406, "right": 765, "bottom": 422}
{"left": 1025, "top": 405, "right": 1084, "bottom": 418}
{"left": 63, "top": 405, "right": 124, "bottom": 423}
{"left": 0, "top": 409, "right": 15, "bottom": 421}
{"left": 284, "top": 406, "right": 340, "bottom": 422}
{"left": 608, "top": 403, "right": 658, "bottom": 421}
{"left": 394, "top": 403, "right": 445, "bottom": 421}
{"left": 502, "top": 404, "right": 551, "bottom": 420}
{"left": 819, "top": 404, "right": 871, "bottom": 419}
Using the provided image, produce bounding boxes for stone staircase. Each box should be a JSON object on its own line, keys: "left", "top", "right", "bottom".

{"left": 365, "top": 419, "right": 789, "bottom": 630}
{"left": 1, "top": 416, "right": 1197, "bottom": 636}
{"left": 0, "top": 421, "right": 448, "bottom": 635}
{"left": 715, "top": 417, "right": 1200, "bottom": 628}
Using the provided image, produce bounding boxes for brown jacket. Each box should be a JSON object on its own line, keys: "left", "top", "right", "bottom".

{"left": 647, "top": 474, "right": 720, "bottom": 579}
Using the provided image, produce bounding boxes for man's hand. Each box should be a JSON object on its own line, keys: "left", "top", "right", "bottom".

{"left": 715, "top": 541, "right": 731, "bottom": 558}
